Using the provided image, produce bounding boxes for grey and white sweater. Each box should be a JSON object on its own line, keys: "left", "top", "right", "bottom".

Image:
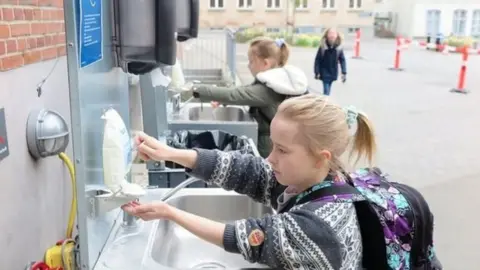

{"left": 187, "top": 149, "right": 363, "bottom": 270}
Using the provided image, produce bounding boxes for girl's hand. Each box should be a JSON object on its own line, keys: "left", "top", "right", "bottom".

{"left": 121, "top": 201, "right": 172, "bottom": 221}
{"left": 211, "top": 101, "right": 220, "bottom": 108}
{"left": 134, "top": 131, "right": 175, "bottom": 161}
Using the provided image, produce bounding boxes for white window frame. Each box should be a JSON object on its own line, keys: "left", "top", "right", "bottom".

{"left": 238, "top": 0, "right": 253, "bottom": 9}
{"left": 452, "top": 9, "right": 468, "bottom": 36}
{"left": 471, "top": 10, "right": 480, "bottom": 37}
{"left": 209, "top": 0, "right": 225, "bottom": 10}
{"left": 295, "top": 0, "right": 309, "bottom": 10}
{"left": 321, "top": 0, "right": 336, "bottom": 10}
{"left": 266, "top": 0, "right": 281, "bottom": 10}
{"left": 348, "top": 0, "right": 362, "bottom": 9}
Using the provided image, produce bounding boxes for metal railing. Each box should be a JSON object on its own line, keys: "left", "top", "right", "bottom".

{"left": 177, "top": 28, "right": 237, "bottom": 84}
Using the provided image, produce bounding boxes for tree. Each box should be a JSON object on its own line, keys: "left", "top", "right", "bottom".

{"left": 285, "top": 0, "right": 302, "bottom": 43}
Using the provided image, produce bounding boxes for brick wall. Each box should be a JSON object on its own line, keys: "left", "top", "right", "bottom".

{"left": 0, "top": 0, "right": 65, "bottom": 71}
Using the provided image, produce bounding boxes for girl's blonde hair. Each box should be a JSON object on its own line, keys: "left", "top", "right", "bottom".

{"left": 277, "top": 94, "right": 376, "bottom": 169}
{"left": 249, "top": 36, "right": 290, "bottom": 67}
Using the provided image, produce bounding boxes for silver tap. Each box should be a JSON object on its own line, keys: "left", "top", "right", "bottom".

{"left": 169, "top": 80, "right": 201, "bottom": 115}
{"left": 123, "top": 208, "right": 138, "bottom": 227}
{"left": 160, "top": 177, "right": 204, "bottom": 202}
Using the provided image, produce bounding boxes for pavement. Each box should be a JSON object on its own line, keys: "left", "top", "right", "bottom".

{"left": 235, "top": 39, "right": 480, "bottom": 269}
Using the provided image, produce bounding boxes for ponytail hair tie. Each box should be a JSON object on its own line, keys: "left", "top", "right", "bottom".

{"left": 343, "top": 106, "right": 359, "bottom": 129}
{"left": 275, "top": 38, "right": 285, "bottom": 47}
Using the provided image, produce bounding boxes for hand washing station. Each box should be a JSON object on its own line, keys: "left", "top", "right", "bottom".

{"left": 63, "top": 0, "right": 263, "bottom": 269}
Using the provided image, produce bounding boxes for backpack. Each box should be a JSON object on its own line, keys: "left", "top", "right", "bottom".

{"left": 291, "top": 168, "right": 442, "bottom": 270}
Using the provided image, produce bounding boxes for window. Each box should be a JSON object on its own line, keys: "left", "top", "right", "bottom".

{"left": 322, "top": 0, "right": 335, "bottom": 9}
{"left": 452, "top": 9, "right": 467, "bottom": 36}
{"left": 266, "top": 0, "right": 281, "bottom": 9}
{"left": 472, "top": 10, "right": 480, "bottom": 37}
{"left": 238, "top": 0, "right": 252, "bottom": 9}
{"left": 349, "top": 0, "right": 362, "bottom": 9}
{"left": 209, "top": 0, "right": 224, "bottom": 9}
{"left": 426, "top": 10, "right": 441, "bottom": 36}
{"left": 296, "top": 0, "right": 308, "bottom": 9}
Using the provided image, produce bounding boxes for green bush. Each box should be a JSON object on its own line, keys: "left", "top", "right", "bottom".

{"left": 235, "top": 27, "right": 322, "bottom": 48}
{"left": 294, "top": 34, "right": 313, "bottom": 47}
{"left": 444, "top": 36, "right": 474, "bottom": 48}
{"left": 235, "top": 28, "right": 265, "bottom": 43}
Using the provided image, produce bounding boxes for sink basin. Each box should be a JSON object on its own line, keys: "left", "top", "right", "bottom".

{"left": 186, "top": 106, "right": 250, "bottom": 122}
{"left": 150, "top": 193, "right": 272, "bottom": 269}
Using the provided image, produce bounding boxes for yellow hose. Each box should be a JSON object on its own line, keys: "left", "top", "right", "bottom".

{"left": 58, "top": 152, "right": 77, "bottom": 239}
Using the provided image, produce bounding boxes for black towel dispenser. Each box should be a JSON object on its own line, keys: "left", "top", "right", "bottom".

{"left": 112, "top": 0, "right": 199, "bottom": 74}
{"left": 176, "top": 0, "right": 200, "bottom": 42}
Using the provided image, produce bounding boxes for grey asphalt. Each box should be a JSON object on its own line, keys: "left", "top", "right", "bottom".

{"left": 235, "top": 39, "right": 480, "bottom": 269}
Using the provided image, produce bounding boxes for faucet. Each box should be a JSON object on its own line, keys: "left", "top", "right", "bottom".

{"left": 160, "top": 177, "right": 204, "bottom": 202}
{"left": 122, "top": 199, "right": 138, "bottom": 227}
{"left": 169, "top": 80, "right": 201, "bottom": 115}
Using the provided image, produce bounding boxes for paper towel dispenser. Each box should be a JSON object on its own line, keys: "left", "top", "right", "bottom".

{"left": 112, "top": 0, "right": 199, "bottom": 74}
{"left": 176, "top": 0, "right": 199, "bottom": 42}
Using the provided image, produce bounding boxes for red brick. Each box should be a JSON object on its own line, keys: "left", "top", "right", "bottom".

{"left": 10, "top": 23, "right": 30, "bottom": 37}
{"left": 32, "top": 8, "right": 42, "bottom": 20}
{"left": 44, "top": 35, "right": 52, "bottom": 46}
{"left": 41, "top": 46, "right": 57, "bottom": 60}
{"left": 38, "top": 0, "right": 53, "bottom": 6}
{"left": 52, "top": 0, "right": 62, "bottom": 8}
{"left": 36, "top": 36, "right": 45, "bottom": 47}
{"left": 57, "top": 44, "right": 65, "bottom": 56}
{"left": 17, "top": 38, "right": 27, "bottom": 51}
{"left": 0, "top": 41, "right": 5, "bottom": 56}
{"left": 54, "top": 9, "right": 64, "bottom": 20}
{"left": 13, "top": 8, "right": 25, "bottom": 20}
{"left": 18, "top": 0, "right": 39, "bottom": 5}
{"left": 0, "top": 54, "right": 24, "bottom": 71}
{"left": 0, "top": 24, "right": 10, "bottom": 39}
{"left": 24, "top": 50, "right": 42, "bottom": 64}
{"left": 46, "top": 22, "right": 62, "bottom": 33}
{"left": 2, "top": 8, "right": 15, "bottom": 21}
{"left": 42, "top": 9, "right": 51, "bottom": 20}
{"left": 31, "top": 23, "right": 46, "bottom": 35}
{"left": 57, "top": 32, "right": 65, "bottom": 44}
{"left": 27, "top": 37, "right": 37, "bottom": 49}
{"left": 6, "top": 40, "right": 17, "bottom": 53}
{"left": 0, "top": 0, "right": 20, "bottom": 4}
{"left": 24, "top": 8, "right": 34, "bottom": 20}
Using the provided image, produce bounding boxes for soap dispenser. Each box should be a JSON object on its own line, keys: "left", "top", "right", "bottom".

{"left": 113, "top": 0, "right": 177, "bottom": 73}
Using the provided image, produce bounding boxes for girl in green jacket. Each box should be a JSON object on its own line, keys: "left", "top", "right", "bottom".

{"left": 192, "top": 37, "right": 308, "bottom": 157}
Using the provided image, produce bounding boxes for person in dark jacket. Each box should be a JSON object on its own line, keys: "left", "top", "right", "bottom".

{"left": 314, "top": 28, "right": 347, "bottom": 96}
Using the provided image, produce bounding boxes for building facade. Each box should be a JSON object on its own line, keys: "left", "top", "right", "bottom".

{"left": 200, "top": 0, "right": 377, "bottom": 36}
{"left": 377, "top": 0, "right": 480, "bottom": 38}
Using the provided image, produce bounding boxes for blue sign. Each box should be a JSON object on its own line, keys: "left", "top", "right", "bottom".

{"left": 78, "top": 0, "right": 103, "bottom": 68}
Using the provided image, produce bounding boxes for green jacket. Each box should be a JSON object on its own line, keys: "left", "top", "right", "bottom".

{"left": 194, "top": 65, "right": 308, "bottom": 157}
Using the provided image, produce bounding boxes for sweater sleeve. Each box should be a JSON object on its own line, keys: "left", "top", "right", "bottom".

{"left": 186, "top": 148, "right": 284, "bottom": 208}
{"left": 222, "top": 208, "right": 343, "bottom": 269}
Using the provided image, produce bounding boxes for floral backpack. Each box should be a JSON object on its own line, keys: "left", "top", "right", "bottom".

{"left": 298, "top": 168, "right": 443, "bottom": 270}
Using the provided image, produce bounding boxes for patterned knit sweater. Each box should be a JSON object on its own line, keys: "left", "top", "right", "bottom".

{"left": 187, "top": 149, "right": 363, "bottom": 270}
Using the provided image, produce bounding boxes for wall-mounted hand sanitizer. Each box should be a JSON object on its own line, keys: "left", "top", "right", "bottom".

{"left": 102, "top": 108, "right": 146, "bottom": 198}
{"left": 112, "top": 0, "right": 199, "bottom": 74}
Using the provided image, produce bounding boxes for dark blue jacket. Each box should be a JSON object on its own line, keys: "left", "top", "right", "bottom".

{"left": 314, "top": 43, "right": 347, "bottom": 82}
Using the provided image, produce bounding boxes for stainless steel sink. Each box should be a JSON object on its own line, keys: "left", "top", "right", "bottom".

{"left": 187, "top": 106, "right": 250, "bottom": 122}
{"left": 150, "top": 192, "right": 272, "bottom": 269}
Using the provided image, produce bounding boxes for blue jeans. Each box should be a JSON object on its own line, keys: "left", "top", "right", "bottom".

{"left": 322, "top": 81, "right": 333, "bottom": 96}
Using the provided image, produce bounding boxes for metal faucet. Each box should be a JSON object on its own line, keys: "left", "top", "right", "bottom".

{"left": 170, "top": 94, "right": 195, "bottom": 115}
{"left": 169, "top": 80, "right": 201, "bottom": 115}
{"left": 123, "top": 209, "right": 137, "bottom": 227}
{"left": 160, "top": 177, "right": 204, "bottom": 202}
